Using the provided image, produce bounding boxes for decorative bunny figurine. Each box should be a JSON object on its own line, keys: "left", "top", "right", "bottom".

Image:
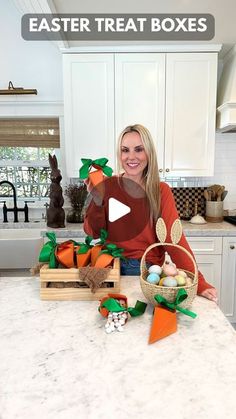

{"left": 47, "top": 154, "right": 65, "bottom": 228}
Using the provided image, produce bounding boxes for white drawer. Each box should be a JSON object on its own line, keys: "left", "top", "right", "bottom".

{"left": 186, "top": 236, "right": 222, "bottom": 255}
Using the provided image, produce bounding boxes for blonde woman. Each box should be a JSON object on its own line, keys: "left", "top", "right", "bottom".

{"left": 84, "top": 124, "right": 217, "bottom": 302}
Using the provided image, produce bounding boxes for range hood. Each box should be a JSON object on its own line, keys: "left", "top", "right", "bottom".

{"left": 217, "top": 45, "right": 236, "bottom": 132}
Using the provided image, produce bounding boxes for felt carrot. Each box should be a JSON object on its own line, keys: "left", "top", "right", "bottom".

{"left": 91, "top": 229, "right": 108, "bottom": 266}
{"left": 88, "top": 170, "right": 104, "bottom": 187}
{"left": 79, "top": 157, "right": 113, "bottom": 187}
{"left": 76, "top": 235, "right": 93, "bottom": 267}
{"left": 39, "top": 231, "right": 58, "bottom": 268}
{"left": 55, "top": 240, "right": 76, "bottom": 268}
{"left": 94, "top": 243, "right": 125, "bottom": 268}
{"left": 99, "top": 293, "right": 128, "bottom": 318}
{"left": 149, "top": 306, "right": 177, "bottom": 344}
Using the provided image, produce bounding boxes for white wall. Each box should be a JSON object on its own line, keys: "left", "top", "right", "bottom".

{"left": 0, "top": 0, "right": 63, "bottom": 102}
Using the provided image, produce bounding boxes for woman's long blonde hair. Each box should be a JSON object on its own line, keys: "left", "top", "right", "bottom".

{"left": 117, "top": 124, "right": 161, "bottom": 221}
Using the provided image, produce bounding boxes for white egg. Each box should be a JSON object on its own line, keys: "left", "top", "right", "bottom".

{"left": 148, "top": 264, "right": 162, "bottom": 275}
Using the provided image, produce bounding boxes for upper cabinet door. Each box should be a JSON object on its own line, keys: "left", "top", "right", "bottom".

{"left": 63, "top": 54, "right": 115, "bottom": 178}
{"left": 165, "top": 53, "right": 218, "bottom": 177}
{"left": 115, "top": 53, "right": 165, "bottom": 172}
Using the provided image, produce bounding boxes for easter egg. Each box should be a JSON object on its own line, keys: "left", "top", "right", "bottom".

{"left": 146, "top": 273, "right": 160, "bottom": 285}
{"left": 163, "top": 263, "right": 178, "bottom": 277}
{"left": 175, "top": 275, "right": 186, "bottom": 286}
{"left": 159, "top": 277, "right": 166, "bottom": 286}
{"left": 178, "top": 270, "right": 187, "bottom": 278}
{"left": 163, "top": 277, "right": 178, "bottom": 287}
{"left": 148, "top": 264, "right": 162, "bottom": 275}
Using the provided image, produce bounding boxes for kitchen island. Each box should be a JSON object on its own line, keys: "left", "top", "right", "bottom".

{"left": 1, "top": 275, "right": 236, "bottom": 419}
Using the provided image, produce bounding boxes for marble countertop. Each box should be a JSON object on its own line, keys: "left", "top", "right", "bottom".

{"left": 1, "top": 220, "right": 236, "bottom": 237}
{"left": 1, "top": 275, "right": 236, "bottom": 419}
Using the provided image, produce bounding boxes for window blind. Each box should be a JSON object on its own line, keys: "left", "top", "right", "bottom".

{"left": 0, "top": 118, "right": 60, "bottom": 148}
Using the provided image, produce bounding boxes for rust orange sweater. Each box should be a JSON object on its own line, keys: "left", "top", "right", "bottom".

{"left": 84, "top": 179, "right": 213, "bottom": 295}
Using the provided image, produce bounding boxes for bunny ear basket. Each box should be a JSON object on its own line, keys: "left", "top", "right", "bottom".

{"left": 140, "top": 218, "right": 198, "bottom": 309}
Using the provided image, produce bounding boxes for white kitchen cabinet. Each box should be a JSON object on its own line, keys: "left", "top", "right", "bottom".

{"left": 115, "top": 53, "right": 165, "bottom": 169}
{"left": 165, "top": 53, "right": 218, "bottom": 177}
{"left": 63, "top": 51, "right": 218, "bottom": 178}
{"left": 221, "top": 237, "right": 236, "bottom": 323}
{"left": 187, "top": 237, "right": 222, "bottom": 301}
{"left": 63, "top": 54, "right": 115, "bottom": 177}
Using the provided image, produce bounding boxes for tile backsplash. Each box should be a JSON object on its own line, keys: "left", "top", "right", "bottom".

{"left": 172, "top": 187, "right": 205, "bottom": 219}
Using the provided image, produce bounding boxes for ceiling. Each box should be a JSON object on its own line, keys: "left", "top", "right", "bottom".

{"left": 12, "top": 0, "right": 236, "bottom": 58}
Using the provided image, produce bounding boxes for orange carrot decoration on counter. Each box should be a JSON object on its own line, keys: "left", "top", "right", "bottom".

{"left": 149, "top": 306, "right": 177, "bottom": 344}
{"left": 94, "top": 243, "right": 125, "bottom": 268}
{"left": 91, "top": 229, "right": 108, "bottom": 266}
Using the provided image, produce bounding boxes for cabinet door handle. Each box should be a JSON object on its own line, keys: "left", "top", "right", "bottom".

{"left": 230, "top": 245, "right": 235, "bottom": 250}
{"left": 165, "top": 168, "right": 170, "bottom": 172}
{"left": 159, "top": 168, "right": 163, "bottom": 173}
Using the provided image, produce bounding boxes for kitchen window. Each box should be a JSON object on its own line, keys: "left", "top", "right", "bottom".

{"left": 0, "top": 118, "right": 60, "bottom": 200}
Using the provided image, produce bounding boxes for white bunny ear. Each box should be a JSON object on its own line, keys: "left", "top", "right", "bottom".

{"left": 156, "top": 218, "right": 167, "bottom": 243}
{"left": 171, "top": 219, "right": 183, "bottom": 244}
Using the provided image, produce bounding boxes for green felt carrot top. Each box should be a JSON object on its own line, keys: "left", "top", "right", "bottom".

{"left": 79, "top": 158, "right": 113, "bottom": 179}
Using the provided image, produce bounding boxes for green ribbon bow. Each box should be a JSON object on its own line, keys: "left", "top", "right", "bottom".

{"left": 154, "top": 289, "right": 197, "bottom": 319}
{"left": 100, "top": 243, "right": 126, "bottom": 260}
{"left": 39, "top": 232, "right": 58, "bottom": 269}
{"left": 97, "top": 228, "right": 108, "bottom": 245}
{"left": 79, "top": 157, "right": 113, "bottom": 179}
{"left": 77, "top": 235, "right": 94, "bottom": 255}
{"left": 100, "top": 298, "right": 147, "bottom": 317}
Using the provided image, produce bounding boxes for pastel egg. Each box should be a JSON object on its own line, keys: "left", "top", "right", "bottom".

{"left": 163, "top": 276, "right": 178, "bottom": 287}
{"left": 146, "top": 273, "right": 160, "bottom": 285}
{"left": 163, "top": 264, "right": 178, "bottom": 277}
{"left": 175, "top": 275, "right": 186, "bottom": 286}
{"left": 178, "top": 270, "right": 187, "bottom": 278}
{"left": 159, "top": 277, "right": 166, "bottom": 286}
{"left": 148, "top": 264, "right": 162, "bottom": 275}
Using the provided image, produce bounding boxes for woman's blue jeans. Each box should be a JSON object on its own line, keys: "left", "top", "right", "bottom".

{"left": 120, "top": 258, "right": 151, "bottom": 276}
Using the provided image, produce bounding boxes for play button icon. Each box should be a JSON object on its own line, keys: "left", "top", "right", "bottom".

{"left": 108, "top": 198, "right": 131, "bottom": 222}
{"left": 87, "top": 176, "right": 150, "bottom": 242}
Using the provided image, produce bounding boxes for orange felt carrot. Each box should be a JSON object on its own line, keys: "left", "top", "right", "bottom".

{"left": 99, "top": 293, "right": 128, "bottom": 318}
{"left": 76, "top": 235, "right": 93, "bottom": 268}
{"left": 55, "top": 241, "right": 76, "bottom": 268}
{"left": 91, "top": 245, "right": 103, "bottom": 266}
{"left": 79, "top": 157, "right": 113, "bottom": 182}
{"left": 89, "top": 169, "right": 104, "bottom": 187}
{"left": 149, "top": 306, "right": 177, "bottom": 344}
{"left": 94, "top": 243, "right": 125, "bottom": 268}
{"left": 94, "top": 253, "right": 114, "bottom": 268}
{"left": 91, "top": 229, "right": 108, "bottom": 266}
{"left": 76, "top": 248, "right": 92, "bottom": 267}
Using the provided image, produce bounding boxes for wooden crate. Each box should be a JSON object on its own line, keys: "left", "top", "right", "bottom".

{"left": 40, "top": 258, "right": 120, "bottom": 301}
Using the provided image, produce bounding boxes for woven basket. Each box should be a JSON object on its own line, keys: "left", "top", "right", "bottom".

{"left": 140, "top": 218, "right": 198, "bottom": 309}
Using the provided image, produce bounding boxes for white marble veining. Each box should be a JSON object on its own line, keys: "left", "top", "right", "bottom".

{"left": 1, "top": 220, "right": 236, "bottom": 238}
{"left": 182, "top": 220, "right": 236, "bottom": 236}
{"left": 1, "top": 276, "right": 236, "bottom": 419}
{"left": 39, "top": 220, "right": 236, "bottom": 238}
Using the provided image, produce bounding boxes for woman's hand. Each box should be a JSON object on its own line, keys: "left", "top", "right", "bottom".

{"left": 200, "top": 287, "right": 218, "bottom": 303}
{"left": 84, "top": 178, "right": 104, "bottom": 206}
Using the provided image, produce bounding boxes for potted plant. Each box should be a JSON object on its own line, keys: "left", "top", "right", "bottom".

{"left": 65, "top": 182, "right": 88, "bottom": 223}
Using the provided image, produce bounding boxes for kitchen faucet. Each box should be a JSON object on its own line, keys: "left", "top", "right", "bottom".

{"left": 0, "top": 180, "right": 31, "bottom": 222}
